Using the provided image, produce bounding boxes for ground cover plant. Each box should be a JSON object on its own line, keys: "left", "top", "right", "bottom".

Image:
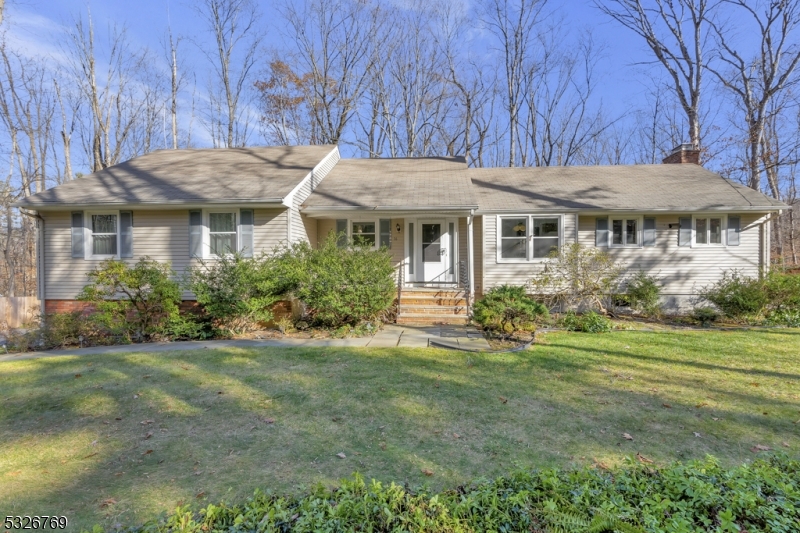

{"left": 0, "top": 329, "right": 798, "bottom": 530}
{"left": 472, "top": 284, "right": 549, "bottom": 334}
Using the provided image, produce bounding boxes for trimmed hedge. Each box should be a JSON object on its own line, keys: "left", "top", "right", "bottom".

{"left": 90, "top": 455, "right": 800, "bottom": 532}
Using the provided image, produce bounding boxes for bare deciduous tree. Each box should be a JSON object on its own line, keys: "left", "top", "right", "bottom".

{"left": 597, "top": 0, "right": 710, "bottom": 150}
{"left": 194, "top": 0, "right": 262, "bottom": 148}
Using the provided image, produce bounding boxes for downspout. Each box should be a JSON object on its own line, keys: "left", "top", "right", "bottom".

{"left": 467, "top": 209, "right": 475, "bottom": 311}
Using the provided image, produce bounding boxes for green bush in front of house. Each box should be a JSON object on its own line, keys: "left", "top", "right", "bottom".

{"left": 281, "top": 234, "right": 396, "bottom": 327}
{"left": 560, "top": 310, "right": 613, "bottom": 333}
{"left": 625, "top": 271, "right": 663, "bottom": 316}
{"left": 90, "top": 455, "right": 800, "bottom": 533}
{"left": 77, "top": 257, "right": 183, "bottom": 342}
{"left": 699, "top": 269, "right": 800, "bottom": 322}
{"left": 187, "top": 253, "right": 281, "bottom": 336}
{"left": 472, "top": 285, "right": 549, "bottom": 333}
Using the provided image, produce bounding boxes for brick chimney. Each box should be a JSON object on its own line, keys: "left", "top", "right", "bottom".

{"left": 662, "top": 143, "right": 700, "bottom": 165}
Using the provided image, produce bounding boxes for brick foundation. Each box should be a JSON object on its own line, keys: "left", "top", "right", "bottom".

{"left": 45, "top": 299, "right": 294, "bottom": 323}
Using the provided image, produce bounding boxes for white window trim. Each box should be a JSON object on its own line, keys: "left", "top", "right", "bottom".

{"left": 85, "top": 210, "right": 121, "bottom": 260}
{"left": 202, "top": 208, "right": 241, "bottom": 259}
{"left": 609, "top": 215, "right": 643, "bottom": 248}
{"left": 496, "top": 214, "right": 564, "bottom": 263}
{"left": 692, "top": 214, "right": 727, "bottom": 248}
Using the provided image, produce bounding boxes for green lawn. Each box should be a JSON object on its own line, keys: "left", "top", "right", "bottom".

{"left": 1, "top": 329, "right": 799, "bottom": 531}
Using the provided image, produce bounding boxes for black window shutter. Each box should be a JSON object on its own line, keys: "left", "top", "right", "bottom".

{"left": 678, "top": 217, "right": 692, "bottom": 246}
{"left": 189, "top": 210, "right": 203, "bottom": 258}
{"left": 379, "top": 219, "right": 391, "bottom": 248}
{"left": 335, "top": 219, "right": 348, "bottom": 247}
{"left": 728, "top": 216, "right": 740, "bottom": 246}
{"left": 71, "top": 211, "right": 84, "bottom": 258}
{"left": 595, "top": 217, "right": 608, "bottom": 247}
{"left": 239, "top": 209, "right": 254, "bottom": 257}
{"left": 643, "top": 217, "right": 656, "bottom": 247}
{"left": 120, "top": 211, "right": 133, "bottom": 258}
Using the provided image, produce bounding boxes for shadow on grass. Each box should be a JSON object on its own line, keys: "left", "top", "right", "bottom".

{"left": 0, "top": 329, "right": 798, "bottom": 530}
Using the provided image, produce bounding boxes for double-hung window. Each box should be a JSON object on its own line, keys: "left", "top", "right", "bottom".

{"left": 498, "top": 215, "right": 561, "bottom": 261}
{"left": 694, "top": 216, "right": 724, "bottom": 246}
{"left": 351, "top": 221, "right": 376, "bottom": 247}
{"left": 91, "top": 214, "right": 118, "bottom": 256}
{"left": 611, "top": 218, "right": 639, "bottom": 247}
{"left": 209, "top": 212, "right": 237, "bottom": 256}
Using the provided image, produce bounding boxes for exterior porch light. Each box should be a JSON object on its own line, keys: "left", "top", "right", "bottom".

{"left": 396, "top": 223, "right": 401, "bottom": 232}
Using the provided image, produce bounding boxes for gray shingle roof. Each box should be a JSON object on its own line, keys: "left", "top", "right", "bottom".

{"left": 17, "top": 145, "right": 337, "bottom": 208}
{"left": 303, "top": 157, "right": 476, "bottom": 209}
{"left": 470, "top": 164, "right": 787, "bottom": 211}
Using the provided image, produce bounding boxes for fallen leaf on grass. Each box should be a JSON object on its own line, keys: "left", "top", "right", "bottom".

{"left": 100, "top": 498, "right": 117, "bottom": 508}
{"left": 636, "top": 452, "right": 654, "bottom": 464}
{"left": 379, "top": 442, "right": 386, "bottom": 450}
{"left": 75, "top": 374, "right": 82, "bottom": 378}
{"left": 133, "top": 394, "right": 139, "bottom": 399}
{"left": 693, "top": 432, "right": 702, "bottom": 438}
{"left": 144, "top": 432, "right": 153, "bottom": 439}
{"left": 421, "top": 468, "right": 434, "bottom": 476}
{"left": 336, "top": 452, "right": 347, "bottom": 459}
{"left": 712, "top": 417, "right": 721, "bottom": 421}
{"left": 622, "top": 433, "right": 634, "bottom": 441}
{"left": 6, "top": 470, "right": 21, "bottom": 477}
{"left": 142, "top": 450, "right": 153, "bottom": 455}
{"left": 591, "top": 459, "right": 610, "bottom": 470}
{"left": 84, "top": 452, "right": 98, "bottom": 459}
{"left": 662, "top": 403, "right": 672, "bottom": 408}
{"left": 115, "top": 417, "right": 122, "bottom": 421}
{"left": 453, "top": 433, "right": 461, "bottom": 439}
{"left": 782, "top": 442, "right": 790, "bottom": 448}
{"left": 141, "top": 420, "right": 153, "bottom": 425}
{"left": 259, "top": 417, "right": 275, "bottom": 424}
{"left": 695, "top": 402, "right": 708, "bottom": 408}
{"left": 751, "top": 444, "right": 771, "bottom": 452}
{"left": 196, "top": 491, "right": 206, "bottom": 499}
{"left": 498, "top": 396, "right": 508, "bottom": 404}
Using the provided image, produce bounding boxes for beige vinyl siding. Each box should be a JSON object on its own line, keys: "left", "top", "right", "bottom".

{"left": 42, "top": 208, "right": 287, "bottom": 300}
{"left": 316, "top": 219, "right": 335, "bottom": 246}
{"left": 474, "top": 215, "right": 483, "bottom": 296}
{"left": 577, "top": 214, "right": 763, "bottom": 295}
{"left": 289, "top": 146, "right": 340, "bottom": 243}
{"left": 483, "top": 213, "right": 576, "bottom": 290}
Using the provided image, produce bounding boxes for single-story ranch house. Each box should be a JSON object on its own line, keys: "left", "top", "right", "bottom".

{"left": 15, "top": 143, "right": 787, "bottom": 323}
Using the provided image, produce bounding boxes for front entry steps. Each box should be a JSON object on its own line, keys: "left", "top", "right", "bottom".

{"left": 396, "top": 288, "right": 469, "bottom": 325}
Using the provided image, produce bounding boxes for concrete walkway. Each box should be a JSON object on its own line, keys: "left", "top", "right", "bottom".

{"left": 0, "top": 324, "right": 490, "bottom": 362}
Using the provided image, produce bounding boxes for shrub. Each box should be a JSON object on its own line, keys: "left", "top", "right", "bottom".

{"left": 560, "top": 310, "right": 612, "bottom": 333}
{"left": 100, "top": 455, "right": 800, "bottom": 533}
{"left": 529, "top": 243, "right": 624, "bottom": 313}
{"left": 764, "top": 309, "right": 800, "bottom": 327}
{"left": 187, "top": 253, "right": 280, "bottom": 336}
{"left": 472, "top": 285, "right": 549, "bottom": 333}
{"left": 287, "top": 235, "right": 396, "bottom": 327}
{"left": 78, "top": 258, "right": 183, "bottom": 341}
{"left": 626, "top": 271, "right": 662, "bottom": 316}
{"left": 699, "top": 270, "right": 770, "bottom": 319}
{"left": 692, "top": 306, "right": 719, "bottom": 326}
{"left": 764, "top": 270, "right": 800, "bottom": 311}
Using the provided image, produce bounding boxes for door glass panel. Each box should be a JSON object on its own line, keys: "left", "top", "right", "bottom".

{"left": 710, "top": 218, "right": 722, "bottom": 244}
{"left": 408, "top": 223, "right": 414, "bottom": 274}
{"left": 422, "top": 224, "right": 441, "bottom": 263}
{"left": 449, "top": 222, "right": 455, "bottom": 273}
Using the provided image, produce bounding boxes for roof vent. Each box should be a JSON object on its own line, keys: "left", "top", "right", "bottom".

{"left": 662, "top": 143, "right": 700, "bottom": 165}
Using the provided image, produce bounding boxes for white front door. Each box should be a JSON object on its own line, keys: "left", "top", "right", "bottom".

{"left": 420, "top": 220, "right": 451, "bottom": 283}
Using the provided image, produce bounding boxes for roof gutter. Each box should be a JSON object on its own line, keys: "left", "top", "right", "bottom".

{"left": 13, "top": 198, "right": 286, "bottom": 210}
{"left": 477, "top": 205, "right": 788, "bottom": 214}
{"left": 302, "top": 205, "right": 480, "bottom": 212}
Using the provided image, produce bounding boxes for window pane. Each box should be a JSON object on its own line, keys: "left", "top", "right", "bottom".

{"left": 612, "top": 219, "right": 623, "bottom": 244}
{"left": 353, "top": 233, "right": 376, "bottom": 247}
{"left": 210, "top": 213, "right": 235, "bottom": 233}
{"left": 533, "top": 237, "right": 559, "bottom": 258}
{"left": 533, "top": 218, "right": 559, "bottom": 237}
{"left": 502, "top": 218, "right": 527, "bottom": 238}
{"left": 710, "top": 218, "right": 722, "bottom": 244}
{"left": 352, "top": 222, "right": 375, "bottom": 235}
{"left": 93, "top": 235, "right": 117, "bottom": 255}
{"left": 626, "top": 219, "right": 637, "bottom": 245}
{"left": 211, "top": 234, "right": 236, "bottom": 255}
{"left": 696, "top": 218, "right": 707, "bottom": 244}
{"left": 92, "top": 214, "right": 116, "bottom": 234}
{"left": 501, "top": 238, "right": 527, "bottom": 259}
